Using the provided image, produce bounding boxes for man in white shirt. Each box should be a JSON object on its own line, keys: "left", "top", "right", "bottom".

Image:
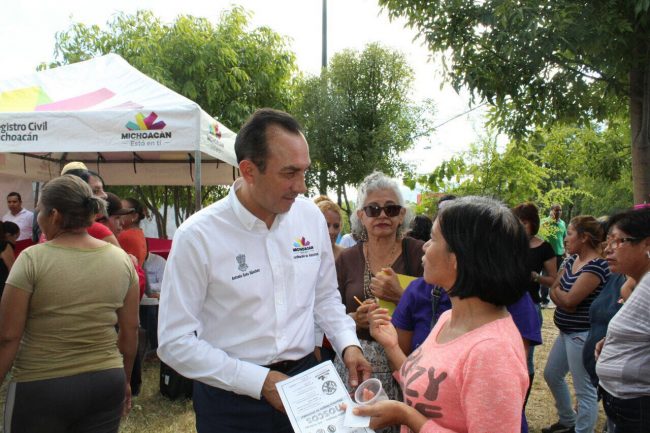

{"left": 3, "top": 192, "right": 33, "bottom": 241}
{"left": 157, "top": 108, "right": 371, "bottom": 433}
{"left": 141, "top": 251, "right": 166, "bottom": 355}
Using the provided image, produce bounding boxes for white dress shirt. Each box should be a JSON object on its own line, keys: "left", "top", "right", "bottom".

{"left": 157, "top": 179, "right": 359, "bottom": 399}
{"left": 339, "top": 233, "right": 358, "bottom": 248}
{"left": 3, "top": 208, "right": 34, "bottom": 241}
{"left": 141, "top": 252, "right": 166, "bottom": 306}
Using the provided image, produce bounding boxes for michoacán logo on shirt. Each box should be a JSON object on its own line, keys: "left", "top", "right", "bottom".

{"left": 292, "top": 236, "right": 319, "bottom": 260}
{"left": 293, "top": 237, "right": 312, "bottom": 251}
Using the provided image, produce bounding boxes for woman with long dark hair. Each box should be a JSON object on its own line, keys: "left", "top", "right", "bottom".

{"left": 543, "top": 216, "right": 609, "bottom": 433}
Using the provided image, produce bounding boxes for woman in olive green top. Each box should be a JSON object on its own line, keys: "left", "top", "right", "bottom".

{"left": 0, "top": 175, "right": 140, "bottom": 433}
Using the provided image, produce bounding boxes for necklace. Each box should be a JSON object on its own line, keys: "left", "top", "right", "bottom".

{"left": 363, "top": 240, "right": 398, "bottom": 299}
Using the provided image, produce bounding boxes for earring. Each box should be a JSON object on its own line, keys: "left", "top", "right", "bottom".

{"left": 646, "top": 250, "right": 650, "bottom": 259}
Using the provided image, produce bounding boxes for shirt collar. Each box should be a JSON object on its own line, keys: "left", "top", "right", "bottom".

{"left": 229, "top": 178, "right": 285, "bottom": 231}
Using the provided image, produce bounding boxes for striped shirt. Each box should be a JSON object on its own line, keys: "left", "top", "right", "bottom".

{"left": 553, "top": 255, "right": 609, "bottom": 333}
{"left": 596, "top": 272, "right": 650, "bottom": 398}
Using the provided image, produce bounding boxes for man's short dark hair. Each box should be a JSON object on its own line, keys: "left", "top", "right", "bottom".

{"left": 438, "top": 196, "right": 529, "bottom": 306}
{"left": 408, "top": 215, "right": 433, "bottom": 242}
{"left": 235, "top": 108, "right": 302, "bottom": 173}
{"left": 3, "top": 221, "right": 19, "bottom": 236}
{"left": 7, "top": 192, "right": 21, "bottom": 201}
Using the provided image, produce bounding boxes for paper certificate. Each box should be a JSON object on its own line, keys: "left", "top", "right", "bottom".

{"left": 276, "top": 360, "right": 374, "bottom": 433}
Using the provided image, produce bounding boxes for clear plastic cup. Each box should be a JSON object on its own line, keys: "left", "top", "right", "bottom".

{"left": 354, "top": 378, "right": 388, "bottom": 405}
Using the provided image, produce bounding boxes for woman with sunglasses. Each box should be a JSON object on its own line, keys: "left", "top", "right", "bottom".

{"left": 543, "top": 216, "right": 609, "bottom": 433}
{"left": 335, "top": 172, "right": 423, "bottom": 432}
{"left": 595, "top": 207, "right": 650, "bottom": 433}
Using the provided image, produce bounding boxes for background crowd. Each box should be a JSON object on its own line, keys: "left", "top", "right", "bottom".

{"left": 0, "top": 115, "right": 648, "bottom": 433}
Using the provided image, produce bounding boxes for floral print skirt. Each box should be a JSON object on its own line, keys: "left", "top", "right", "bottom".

{"left": 334, "top": 339, "right": 402, "bottom": 433}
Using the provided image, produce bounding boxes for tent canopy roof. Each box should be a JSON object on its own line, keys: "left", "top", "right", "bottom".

{"left": 0, "top": 54, "right": 238, "bottom": 186}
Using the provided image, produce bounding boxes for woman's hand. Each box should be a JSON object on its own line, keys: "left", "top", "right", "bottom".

{"left": 122, "top": 383, "right": 132, "bottom": 417}
{"left": 352, "top": 400, "right": 411, "bottom": 431}
{"left": 370, "top": 268, "right": 403, "bottom": 303}
{"left": 550, "top": 285, "right": 576, "bottom": 312}
{"left": 352, "top": 299, "right": 377, "bottom": 329}
{"left": 368, "top": 305, "right": 398, "bottom": 350}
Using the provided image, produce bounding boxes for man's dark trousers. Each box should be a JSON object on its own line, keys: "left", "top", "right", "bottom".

{"left": 193, "top": 353, "right": 318, "bottom": 433}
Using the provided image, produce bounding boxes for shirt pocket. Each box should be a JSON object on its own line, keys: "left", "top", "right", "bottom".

{"left": 291, "top": 256, "right": 321, "bottom": 310}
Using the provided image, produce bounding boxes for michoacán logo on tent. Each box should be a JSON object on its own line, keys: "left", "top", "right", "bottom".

{"left": 122, "top": 112, "right": 172, "bottom": 147}
{"left": 209, "top": 122, "right": 222, "bottom": 139}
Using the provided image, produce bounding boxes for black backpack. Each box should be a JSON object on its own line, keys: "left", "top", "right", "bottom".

{"left": 159, "top": 361, "right": 193, "bottom": 400}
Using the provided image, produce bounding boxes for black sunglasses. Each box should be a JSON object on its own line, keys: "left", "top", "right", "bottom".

{"left": 362, "top": 204, "right": 402, "bottom": 218}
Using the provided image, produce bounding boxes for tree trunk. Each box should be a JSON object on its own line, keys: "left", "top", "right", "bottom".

{"left": 173, "top": 187, "right": 182, "bottom": 229}
{"left": 318, "top": 168, "right": 328, "bottom": 195}
{"left": 161, "top": 186, "right": 169, "bottom": 239}
{"left": 136, "top": 185, "right": 167, "bottom": 239}
{"left": 342, "top": 185, "right": 351, "bottom": 226}
{"left": 630, "top": 64, "right": 650, "bottom": 205}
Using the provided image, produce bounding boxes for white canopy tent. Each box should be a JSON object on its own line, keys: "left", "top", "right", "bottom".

{"left": 0, "top": 54, "right": 239, "bottom": 208}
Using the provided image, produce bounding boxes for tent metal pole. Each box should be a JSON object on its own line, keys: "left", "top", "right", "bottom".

{"left": 194, "top": 149, "right": 202, "bottom": 211}
{"left": 194, "top": 104, "right": 203, "bottom": 211}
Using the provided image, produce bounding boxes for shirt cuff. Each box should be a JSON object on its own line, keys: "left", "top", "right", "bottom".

{"left": 234, "top": 360, "right": 271, "bottom": 400}
{"left": 331, "top": 331, "right": 362, "bottom": 360}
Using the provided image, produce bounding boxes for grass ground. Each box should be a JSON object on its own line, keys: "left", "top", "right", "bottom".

{"left": 0, "top": 308, "right": 606, "bottom": 432}
{"left": 121, "top": 308, "right": 606, "bottom": 432}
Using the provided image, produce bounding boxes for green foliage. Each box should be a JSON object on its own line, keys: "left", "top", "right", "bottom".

{"left": 50, "top": 8, "right": 298, "bottom": 128}
{"left": 415, "top": 137, "right": 548, "bottom": 210}
{"left": 379, "top": 0, "right": 650, "bottom": 202}
{"left": 379, "top": 0, "right": 644, "bottom": 135}
{"left": 413, "top": 119, "right": 632, "bottom": 218}
{"left": 292, "top": 43, "right": 433, "bottom": 213}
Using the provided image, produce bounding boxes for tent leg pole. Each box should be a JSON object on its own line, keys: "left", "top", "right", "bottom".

{"left": 194, "top": 149, "right": 202, "bottom": 211}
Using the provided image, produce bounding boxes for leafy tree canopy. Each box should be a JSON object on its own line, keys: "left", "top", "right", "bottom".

{"left": 413, "top": 118, "right": 632, "bottom": 218}
{"left": 379, "top": 0, "right": 650, "bottom": 203}
{"left": 49, "top": 7, "right": 298, "bottom": 128}
{"left": 292, "top": 43, "right": 434, "bottom": 213}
